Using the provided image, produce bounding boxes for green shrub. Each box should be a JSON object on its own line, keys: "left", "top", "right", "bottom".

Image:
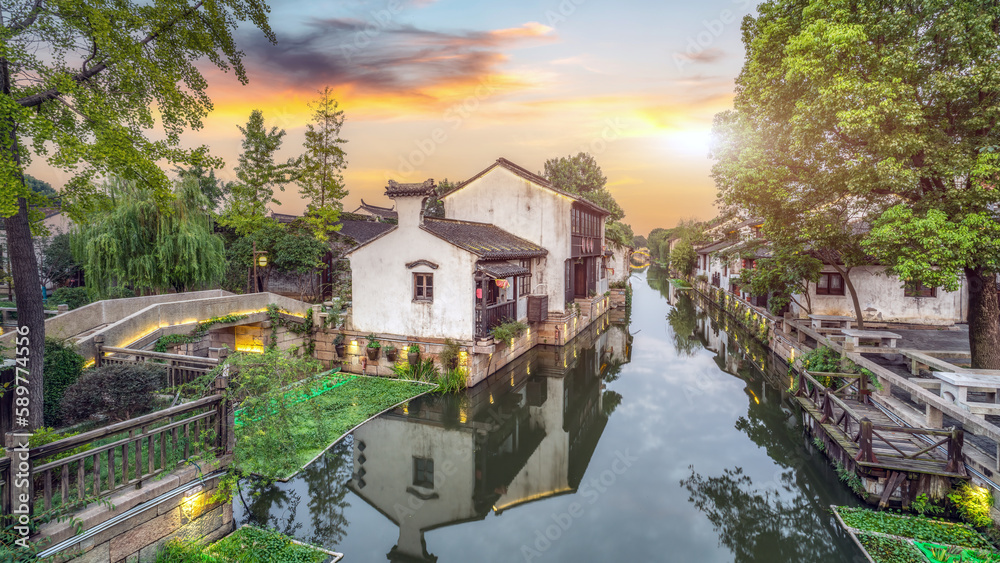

{"left": 439, "top": 338, "right": 461, "bottom": 370}
{"left": 392, "top": 359, "right": 439, "bottom": 382}
{"left": 29, "top": 427, "right": 91, "bottom": 465}
{"left": 366, "top": 332, "right": 380, "bottom": 349}
{"left": 948, "top": 483, "right": 996, "bottom": 529}
{"left": 106, "top": 286, "right": 136, "bottom": 299}
{"left": 47, "top": 287, "right": 90, "bottom": 310}
{"left": 407, "top": 343, "right": 419, "bottom": 354}
{"left": 839, "top": 506, "right": 992, "bottom": 549}
{"left": 208, "top": 526, "right": 328, "bottom": 563}
{"left": 155, "top": 539, "right": 220, "bottom": 563}
{"left": 490, "top": 320, "right": 528, "bottom": 345}
{"left": 61, "top": 364, "right": 166, "bottom": 423}
{"left": 42, "top": 338, "right": 85, "bottom": 427}
{"left": 435, "top": 368, "right": 467, "bottom": 394}
{"left": 154, "top": 333, "right": 198, "bottom": 353}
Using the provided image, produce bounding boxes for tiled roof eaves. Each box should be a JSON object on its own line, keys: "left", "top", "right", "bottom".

{"left": 342, "top": 225, "right": 399, "bottom": 256}
{"left": 445, "top": 158, "right": 612, "bottom": 216}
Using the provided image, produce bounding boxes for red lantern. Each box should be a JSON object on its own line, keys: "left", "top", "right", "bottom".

{"left": 477, "top": 288, "right": 483, "bottom": 299}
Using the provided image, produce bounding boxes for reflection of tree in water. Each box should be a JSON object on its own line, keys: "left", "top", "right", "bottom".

{"left": 602, "top": 390, "right": 623, "bottom": 417}
{"left": 681, "top": 466, "right": 849, "bottom": 562}
{"left": 668, "top": 293, "right": 702, "bottom": 356}
{"left": 683, "top": 375, "right": 862, "bottom": 563}
{"left": 238, "top": 478, "right": 303, "bottom": 538}
{"left": 301, "top": 440, "right": 353, "bottom": 547}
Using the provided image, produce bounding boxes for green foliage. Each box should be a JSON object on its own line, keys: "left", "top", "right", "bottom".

{"left": 832, "top": 460, "right": 865, "bottom": 495}
{"left": 209, "top": 526, "right": 329, "bottom": 563}
{"left": 435, "top": 368, "right": 468, "bottom": 394}
{"left": 407, "top": 343, "right": 420, "bottom": 354}
{"left": 298, "top": 87, "right": 349, "bottom": 241}
{"left": 71, "top": 177, "right": 226, "bottom": 297}
{"left": 154, "top": 333, "right": 198, "bottom": 353}
{"left": 196, "top": 314, "right": 249, "bottom": 334}
{"left": 915, "top": 542, "right": 1000, "bottom": 563}
{"left": 221, "top": 110, "right": 300, "bottom": 236}
{"left": 155, "top": 539, "right": 220, "bottom": 563}
{"left": 856, "top": 532, "right": 925, "bottom": 563}
{"left": 439, "top": 338, "right": 461, "bottom": 370}
{"left": 61, "top": 364, "right": 166, "bottom": 423}
{"left": 490, "top": 320, "right": 528, "bottom": 345}
{"left": 24, "top": 174, "right": 57, "bottom": 200}
{"left": 912, "top": 494, "right": 946, "bottom": 518}
{"left": 543, "top": 152, "right": 624, "bottom": 220}
{"left": 0, "top": 0, "right": 275, "bottom": 220}
{"left": 42, "top": 338, "right": 85, "bottom": 427}
{"left": 633, "top": 234, "right": 647, "bottom": 248}
{"left": 47, "top": 286, "right": 90, "bottom": 310}
{"left": 737, "top": 243, "right": 822, "bottom": 315}
{"left": 839, "top": 507, "right": 992, "bottom": 550}
{"left": 670, "top": 239, "right": 697, "bottom": 279}
{"left": 391, "top": 359, "right": 439, "bottom": 382}
{"left": 366, "top": 333, "right": 381, "bottom": 349}
{"left": 223, "top": 350, "right": 430, "bottom": 479}
{"left": 29, "top": 427, "right": 92, "bottom": 465}
{"left": 605, "top": 220, "right": 635, "bottom": 248}
{"left": 173, "top": 164, "right": 225, "bottom": 211}
{"left": 864, "top": 206, "right": 1000, "bottom": 294}
{"left": 948, "top": 483, "right": 996, "bottom": 529}
{"left": 40, "top": 233, "right": 82, "bottom": 287}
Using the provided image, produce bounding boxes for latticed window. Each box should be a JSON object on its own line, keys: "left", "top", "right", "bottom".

{"left": 414, "top": 273, "right": 433, "bottom": 301}
{"left": 817, "top": 273, "right": 845, "bottom": 296}
{"left": 413, "top": 457, "right": 434, "bottom": 488}
{"left": 904, "top": 282, "right": 937, "bottom": 298}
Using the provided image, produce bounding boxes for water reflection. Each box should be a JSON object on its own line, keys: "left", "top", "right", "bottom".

{"left": 347, "top": 319, "right": 631, "bottom": 562}
{"left": 650, "top": 271, "right": 865, "bottom": 562}
{"left": 237, "top": 316, "right": 632, "bottom": 562}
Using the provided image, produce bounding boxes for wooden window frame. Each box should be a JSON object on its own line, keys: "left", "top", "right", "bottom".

{"left": 413, "top": 272, "right": 433, "bottom": 302}
{"left": 413, "top": 457, "right": 434, "bottom": 489}
{"left": 816, "top": 273, "right": 845, "bottom": 296}
{"left": 904, "top": 282, "right": 938, "bottom": 298}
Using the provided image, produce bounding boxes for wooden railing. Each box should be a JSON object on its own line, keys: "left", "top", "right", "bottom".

{"left": 796, "top": 370, "right": 964, "bottom": 472}
{"left": 476, "top": 301, "right": 516, "bottom": 339}
{"left": 26, "top": 393, "right": 227, "bottom": 514}
{"left": 0, "top": 457, "right": 9, "bottom": 515}
{"left": 97, "top": 345, "right": 219, "bottom": 388}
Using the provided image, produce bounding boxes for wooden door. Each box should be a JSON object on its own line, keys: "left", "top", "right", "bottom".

{"left": 574, "top": 263, "right": 586, "bottom": 297}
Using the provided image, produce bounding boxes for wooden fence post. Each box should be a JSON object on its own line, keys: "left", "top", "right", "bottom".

{"left": 857, "top": 418, "right": 875, "bottom": 463}
{"left": 94, "top": 335, "right": 104, "bottom": 368}
{"left": 215, "top": 349, "right": 234, "bottom": 455}
{"left": 946, "top": 426, "right": 964, "bottom": 474}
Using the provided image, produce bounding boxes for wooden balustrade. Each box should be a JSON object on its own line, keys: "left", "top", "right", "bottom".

{"left": 0, "top": 458, "right": 9, "bottom": 515}
{"left": 797, "top": 370, "right": 964, "bottom": 470}
{"left": 26, "top": 395, "right": 225, "bottom": 514}
{"left": 97, "top": 345, "right": 219, "bottom": 387}
{"left": 476, "top": 301, "right": 517, "bottom": 339}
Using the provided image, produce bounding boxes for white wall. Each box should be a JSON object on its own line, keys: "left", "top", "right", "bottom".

{"left": 349, "top": 218, "right": 479, "bottom": 340}
{"left": 351, "top": 417, "right": 478, "bottom": 560}
{"left": 445, "top": 167, "right": 573, "bottom": 312}
{"left": 791, "top": 266, "right": 967, "bottom": 325}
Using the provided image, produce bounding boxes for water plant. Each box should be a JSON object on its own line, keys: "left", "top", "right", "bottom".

{"left": 838, "top": 507, "right": 993, "bottom": 550}
{"left": 491, "top": 320, "right": 528, "bottom": 345}
{"left": 948, "top": 483, "right": 996, "bottom": 529}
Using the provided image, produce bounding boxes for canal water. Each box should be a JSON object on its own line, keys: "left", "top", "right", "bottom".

{"left": 235, "top": 268, "right": 866, "bottom": 562}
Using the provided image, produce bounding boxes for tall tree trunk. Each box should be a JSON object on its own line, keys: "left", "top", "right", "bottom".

{"left": 4, "top": 199, "right": 45, "bottom": 430}
{"left": 831, "top": 264, "right": 865, "bottom": 329}
{"left": 966, "top": 267, "right": 1000, "bottom": 370}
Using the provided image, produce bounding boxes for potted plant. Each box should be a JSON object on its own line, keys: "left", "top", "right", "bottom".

{"left": 334, "top": 333, "right": 346, "bottom": 358}
{"left": 366, "top": 333, "right": 381, "bottom": 361}
{"left": 407, "top": 344, "right": 420, "bottom": 366}
{"left": 384, "top": 343, "right": 398, "bottom": 362}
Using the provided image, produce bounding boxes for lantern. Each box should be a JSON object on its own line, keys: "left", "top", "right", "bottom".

{"left": 256, "top": 253, "right": 268, "bottom": 268}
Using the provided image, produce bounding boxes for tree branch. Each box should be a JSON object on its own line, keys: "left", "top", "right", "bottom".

{"left": 6, "top": 0, "right": 44, "bottom": 34}
{"left": 16, "top": 0, "right": 205, "bottom": 108}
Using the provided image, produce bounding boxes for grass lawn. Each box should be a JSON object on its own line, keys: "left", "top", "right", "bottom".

{"left": 235, "top": 373, "right": 433, "bottom": 480}
{"left": 156, "top": 526, "right": 338, "bottom": 563}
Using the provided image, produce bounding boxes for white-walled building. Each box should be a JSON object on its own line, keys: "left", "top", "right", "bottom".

{"left": 347, "top": 158, "right": 614, "bottom": 345}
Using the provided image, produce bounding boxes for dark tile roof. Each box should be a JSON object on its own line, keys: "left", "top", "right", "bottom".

{"left": 423, "top": 218, "right": 547, "bottom": 260}
{"left": 478, "top": 262, "right": 531, "bottom": 279}
{"left": 356, "top": 199, "right": 397, "bottom": 219}
{"left": 696, "top": 239, "right": 736, "bottom": 254}
{"left": 385, "top": 179, "right": 435, "bottom": 198}
{"left": 447, "top": 158, "right": 611, "bottom": 216}
{"left": 270, "top": 212, "right": 300, "bottom": 224}
{"left": 335, "top": 220, "right": 395, "bottom": 245}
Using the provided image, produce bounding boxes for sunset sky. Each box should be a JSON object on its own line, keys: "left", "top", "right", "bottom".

{"left": 32, "top": 0, "right": 757, "bottom": 237}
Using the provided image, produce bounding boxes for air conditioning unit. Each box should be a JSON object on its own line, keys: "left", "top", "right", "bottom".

{"left": 527, "top": 295, "right": 548, "bottom": 322}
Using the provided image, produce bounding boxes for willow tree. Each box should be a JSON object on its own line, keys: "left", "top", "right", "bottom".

{"left": 73, "top": 177, "right": 226, "bottom": 296}
{"left": 713, "top": 0, "right": 1000, "bottom": 367}
{"left": 299, "top": 87, "right": 348, "bottom": 241}
{"left": 0, "top": 0, "right": 273, "bottom": 427}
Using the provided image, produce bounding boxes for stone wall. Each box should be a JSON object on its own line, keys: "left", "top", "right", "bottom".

{"left": 45, "top": 468, "right": 233, "bottom": 563}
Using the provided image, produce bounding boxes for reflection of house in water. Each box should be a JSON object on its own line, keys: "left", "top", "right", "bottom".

{"left": 349, "top": 318, "right": 630, "bottom": 562}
